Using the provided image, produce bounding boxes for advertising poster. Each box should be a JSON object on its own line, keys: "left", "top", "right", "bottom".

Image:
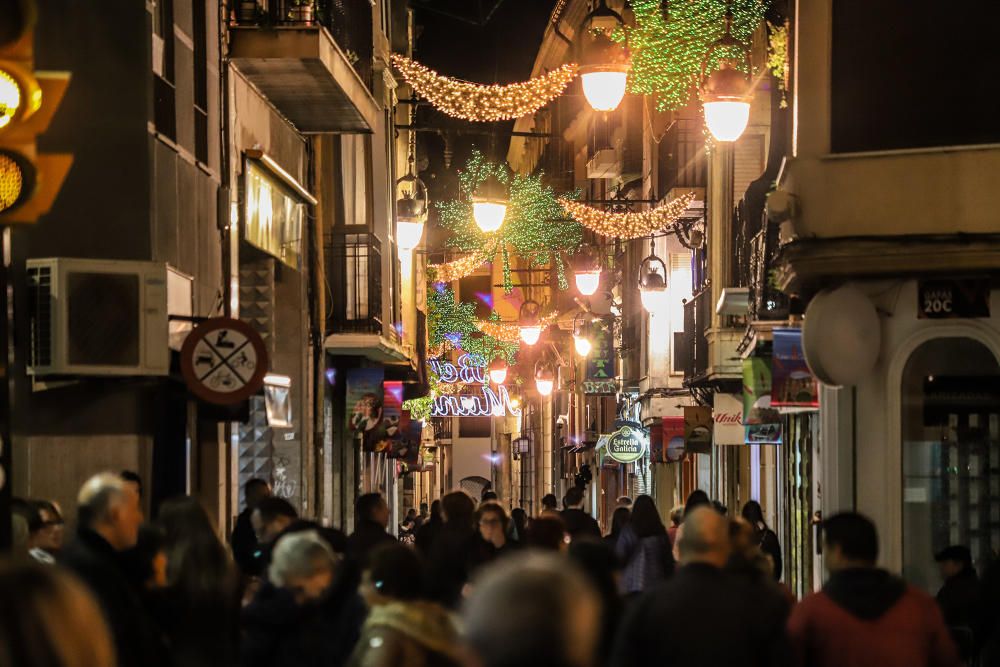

{"left": 683, "top": 406, "right": 713, "bottom": 454}
{"left": 771, "top": 328, "right": 819, "bottom": 408}
{"left": 394, "top": 413, "right": 423, "bottom": 464}
{"left": 713, "top": 393, "right": 744, "bottom": 446}
{"left": 371, "top": 380, "right": 404, "bottom": 454}
{"left": 663, "top": 416, "right": 685, "bottom": 462}
{"left": 347, "top": 368, "right": 384, "bottom": 451}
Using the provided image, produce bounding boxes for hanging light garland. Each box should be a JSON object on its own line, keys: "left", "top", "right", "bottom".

{"left": 437, "top": 150, "right": 584, "bottom": 292}
{"left": 558, "top": 192, "right": 696, "bottom": 239}
{"left": 474, "top": 312, "right": 560, "bottom": 343}
{"left": 391, "top": 54, "right": 579, "bottom": 122}
{"left": 613, "top": 0, "right": 767, "bottom": 112}
{"left": 427, "top": 246, "right": 496, "bottom": 284}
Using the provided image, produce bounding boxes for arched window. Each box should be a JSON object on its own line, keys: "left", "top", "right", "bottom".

{"left": 901, "top": 337, "right": 1000, "bottom": 591}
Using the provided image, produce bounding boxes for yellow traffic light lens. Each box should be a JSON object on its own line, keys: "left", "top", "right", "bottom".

{"left": 0, "top": 152, "right": 25, "bottom": 213}
{"left": 0, "top": 70, "right": 22, "bottom": 130}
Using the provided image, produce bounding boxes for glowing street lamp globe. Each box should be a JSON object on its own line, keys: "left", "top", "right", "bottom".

{"left": 639, "top": 243, "right": 670, "bottom": 315}
{"left": 580, "top": 66, "right": 629, "bottom": 113}
{"left": 472, "top": 173, "right": 508, "bottom": 233}
{"left": 519, "top": 325, "right": 542, "bottom": 346}
{"left": 574, "top": 268, "right": 602, "bottom": 297}
{"left": 574, "top": 334, "right": 592, "bottom": 357}
{"left": 702, "top": 64, "right": 751, "bottom": 142}
{"left": 488, "top": 358, "right": 508, "bottom": 385}
{"left": 535, "top": 365, "right": 555, "bottom": 397}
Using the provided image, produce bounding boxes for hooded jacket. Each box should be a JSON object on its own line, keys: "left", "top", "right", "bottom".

{"left": 788, "top": 568, "right": 960, "bottom": 667}
{"left": 346, "top": 601, "right": 462, "bottom": 667}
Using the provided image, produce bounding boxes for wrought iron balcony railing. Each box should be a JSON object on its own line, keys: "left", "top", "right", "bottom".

{"left": 682, "top": 288, "right": 712, "bottom": 382}
{"left": 326, "top": 232, "right": 383, "bottom": 335}
{"left": 233, "top": 0, "right": 374, "bottom": 91}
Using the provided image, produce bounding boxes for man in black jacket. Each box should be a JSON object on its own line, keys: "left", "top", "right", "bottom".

{"left": 231, "top": 477, "right": 271, "bottom": 576}
{"left": 611, "top": 506, "right": 790, "bottom": 667}
{"left": 60, "top": 472, "right": 166, "bottom": 667}
{"left": 561, "top": 486, "right": 602, "bottom": 542}
{"left": 346, "top": 492, "right": 395, "bottom": 566}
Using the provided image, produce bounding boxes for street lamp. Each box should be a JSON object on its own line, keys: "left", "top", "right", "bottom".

{"left": 701, "top": 6, "right": 752, "bottom": 142}
{"left": 573, "top": 247, "right": 602, "bottom": 297}
{"left": 518, "top": 298, "right": 543, "bottom": 346}
{"left": 488, "top": 357, "right": 508, "bottom": 385}
{"left": 638, "top": 239, "right": 670, "bottom": 315}
{"left": 573, "top": 314, "right": 593, "bottom": 357}
{"left": 535, "top": 361, "right": 555, "bottom": 397}
{"left": 396, "top": 163, "right": 428, "bottom": 255}
{"left": 578, "top": 0, "right": 630, "bottom": 113}
{"left": 472, "top": 173, "right": 508, "bottom": 233}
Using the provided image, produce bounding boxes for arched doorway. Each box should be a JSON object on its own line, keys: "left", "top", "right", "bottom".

{"left": 901, "top": 337, "right": 1000, "bottom": 591}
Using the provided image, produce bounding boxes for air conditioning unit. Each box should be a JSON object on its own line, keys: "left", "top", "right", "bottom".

{"left": 27, "top": 258, "right": 169, "bottom": 376}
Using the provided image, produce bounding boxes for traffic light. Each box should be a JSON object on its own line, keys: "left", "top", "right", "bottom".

{"left": 0, "top": 0, "right": 71, "bottom": 224}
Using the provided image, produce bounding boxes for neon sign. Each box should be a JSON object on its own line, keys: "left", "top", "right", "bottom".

{"left": 429, "top": 355, "right": 522, "bottom": 418}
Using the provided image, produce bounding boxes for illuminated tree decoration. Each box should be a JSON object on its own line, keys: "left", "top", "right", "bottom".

{"left": 558, "top": 192, "right": 696, "bottom": 239}
{"left": 613, "top": 0, "right": 767, "bottom": 112}
{"left": 426, "top": 247, "right": 495, "bottom": 284}
{"left": 427, "top": 288, "right": 519, "bottom": 365}
{"left": 437, "top": 150, "right": 584, "bottom": 292}
{"left": 391, "top": 54, "right": 579, "bottom": 122}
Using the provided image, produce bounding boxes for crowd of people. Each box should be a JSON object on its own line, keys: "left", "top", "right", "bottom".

{"left": 3, "top": 471, "right": 999, "bottom": 667}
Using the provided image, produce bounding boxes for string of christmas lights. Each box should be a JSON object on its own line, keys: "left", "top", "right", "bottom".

{"left": 427, "top": 288, "right": 519, "bottom": 364}
{"left": 427, "top": 247, "right": 495, "bottom": 284}
{"left": 558, "top": 192, "right": 696, "bottom": 239}
{"left": 474, "top": 312, "right": 560, "bottom": 342}
{"left": 391, "top": 54, "right": 579, "bottom": 122}
{"left": 613, "top": 0, "right": 767, "bottom": 111}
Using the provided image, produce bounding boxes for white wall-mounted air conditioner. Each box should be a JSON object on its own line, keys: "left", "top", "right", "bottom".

{"left": 27, "top": 258, "right": 169, "bottom": 377}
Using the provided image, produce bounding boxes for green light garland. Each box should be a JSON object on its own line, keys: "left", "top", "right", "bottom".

{"left": 614, "top": 0, "right": 767, "bottom": 112}
{"left": 436, "top": 149, "right": 583, "bottom": 293}
{"left": 427, "top": 287, "right": 519, "bottom": 365}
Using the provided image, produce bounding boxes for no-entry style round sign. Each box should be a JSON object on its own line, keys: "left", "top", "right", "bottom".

{"left": 180, "top": 317, "right": 269, "bottom": 405}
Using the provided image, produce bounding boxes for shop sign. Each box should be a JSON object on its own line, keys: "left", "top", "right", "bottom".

{"left": 683, "top": 406, "right": 713, "bottom": 454}
{"left": 584, "top": 326, "right": 616, "bottom": 395}
{"left": 605, "top": 420, "right": 648, "bottom": 464}
{"left": 180, "top": 317, "right": 268, "bottom": 405}
{"left": 427, "top": 355, "right": 522, "bottom": 418}
{"left": 918, "top": 278, "right": 990, "bottom": 319}
{"left": 244, "top": 161, "right": 305, "bottom": 269}
{"left": 713, "top": 394, "right": 744, "bottom": 446}
{"left": 771, "top": 328, "right": 819, "bottom": 408}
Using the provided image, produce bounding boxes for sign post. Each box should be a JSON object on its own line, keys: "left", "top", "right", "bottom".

{"left": 605, "top": 419, "right": 648, "bottom": 464}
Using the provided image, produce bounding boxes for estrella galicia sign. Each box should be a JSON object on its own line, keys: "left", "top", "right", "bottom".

{"left": 606, "top": 419, "right": 648, "bottom": 464}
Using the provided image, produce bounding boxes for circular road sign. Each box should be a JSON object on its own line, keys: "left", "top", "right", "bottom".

{"left": 180, "top": 317, "right": 269, "bottom": 405}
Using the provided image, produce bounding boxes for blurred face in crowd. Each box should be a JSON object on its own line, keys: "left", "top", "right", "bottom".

{"left": 566, "top": 591, "right": 601, "bottom": 667}
{"left": 372, "top": 498, "right": 390, "bottom": 529}
{"left": 150, "top": 549, "right": 169, "bottom": 589}
{"left": 251, "top": 509, "right": 293, "bottom": 545}
{"left": 938, "top": 558, "right": 964, "bottom": 580}
{"left": 288, "top": 561, "right": 334, "bottom": 603}
{"left": 478, "top": 508, "right": 506, "bottom": 548}
{"left": 35, "top": 506, "right": 65, "bottom": 552}
{"left": 108, "top": 486, "right": 143, "bottom": 551}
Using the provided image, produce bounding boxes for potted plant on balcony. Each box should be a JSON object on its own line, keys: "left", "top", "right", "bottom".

{"left": 287, "top": 0, "right": 314, "bottom": 24}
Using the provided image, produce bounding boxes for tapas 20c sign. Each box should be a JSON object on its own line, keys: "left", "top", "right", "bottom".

{"left": 428, "top": 355, "right": 522, "bottom": 418}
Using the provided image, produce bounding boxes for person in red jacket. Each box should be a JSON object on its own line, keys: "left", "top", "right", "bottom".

{"left": 788, "top": 512, "right": 960, "bottom": 667}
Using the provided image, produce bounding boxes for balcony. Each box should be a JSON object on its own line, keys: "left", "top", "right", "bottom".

{"left": 230, "top": 0, "right": 378, "bottom": 133}
{"left": 324, "top": 233, "right": 407, "bottom": 362}
{"left": 682, "top": 289, "right": 711, "bottom": 383}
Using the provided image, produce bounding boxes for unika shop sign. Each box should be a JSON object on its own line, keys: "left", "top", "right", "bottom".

{"left": 605, "top": 420, "right": 648, "bottom": 464}
{"left": 427, "top": 355, "right": 522, "bottom": 418}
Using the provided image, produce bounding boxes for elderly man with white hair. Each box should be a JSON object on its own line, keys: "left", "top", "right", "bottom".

{"left": 59, "top": 471, "right": 165, "bottom": 667}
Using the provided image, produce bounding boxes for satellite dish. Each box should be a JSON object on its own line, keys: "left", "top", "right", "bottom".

{"left": 803, "top": 285, "right": 881, "bottom": 387}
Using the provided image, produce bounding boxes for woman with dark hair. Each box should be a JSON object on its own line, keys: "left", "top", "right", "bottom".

{"left": 349, "top": 544, "right": 462, "bottom": 667}
{"left": 426, "top": 491, "right": 492, "bottom": 608}
{"left": 615, "top": 495, "right": 674, "bottom": 595}
{"left": 683, "top": 489, "right": 711, "bottom": 517}
{"left": 604, "top": 506, "right": 631, "bottom": 550}
{"left": 415, "top": 499, "right": 443, "bottom": 556}
{"left": 741, "top": 500, "right": 782, "bottom": 581}
{"left": 157, "top": 496, "right": 239, "bottom": 667}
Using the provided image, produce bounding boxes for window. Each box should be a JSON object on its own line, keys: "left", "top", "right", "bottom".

{"left": 340, "top": 135, "right": 372, "bottom": 227}
{"left": 152, "top": 0, "right": 176, "bottom": 140}
{"left": 244, "top": 161, "right": 306, "bottom": 269}
{"left": 902, "top": 338, "right": 1000, "bottom": 592}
